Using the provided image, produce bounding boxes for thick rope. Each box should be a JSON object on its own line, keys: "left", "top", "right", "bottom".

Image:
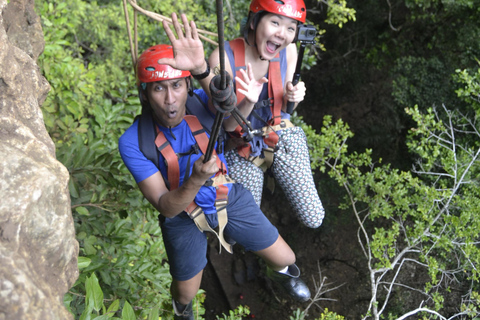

{"left": 122, "top": 0, "right": 136, "bottom": 67}
{"left": 204, "top": 0, "right": 227, "bottom": 162}
{"left": 210, "top": 71, "right": 237, "bottom": 114}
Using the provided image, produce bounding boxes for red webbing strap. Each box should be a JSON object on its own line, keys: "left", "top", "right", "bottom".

{"left": 229, "top": 38, "right": 252, "bottom": 158}
{"left": 183, "top": 116, "right": 226, "bottom": 174}
{"left": 155, "top": 125, "right": 199, "bottom": 212}
{"left": 230, "top": 38, "right": 247, "bottom": 106}
{"left": 154, "top": 127, "right": 180, "bottom": 190}
{"left": 184, "top": 116, "right": 229, "bottom": 200}
{"left": 229, "top": 38, "right": 248, "bottom": 137}
{"left": 185, "top": 201, "right": 197, "bottom": 214}
{"left": 264, "top": 55, "right": 282, "bottom": 147}
{"left": 268, "top": 56, "right": 283, "bottom": 126}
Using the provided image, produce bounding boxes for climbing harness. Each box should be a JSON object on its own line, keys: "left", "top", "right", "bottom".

{"left": 227, "top": 38, "right": 292, "bottom": 168}
{"left": 147, "top": 114, "right": 234, "bottom": 254}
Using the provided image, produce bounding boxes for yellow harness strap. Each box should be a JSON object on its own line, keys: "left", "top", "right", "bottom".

{"left": 186, "top": 174, "right": 234, "bottom": 254}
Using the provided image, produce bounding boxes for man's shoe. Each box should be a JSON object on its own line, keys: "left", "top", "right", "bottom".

{"left": 173, "top": 299, "right": 194, "bottom": 320}
{"left": 267, "top": 264, "right": 311, "bottom": 302}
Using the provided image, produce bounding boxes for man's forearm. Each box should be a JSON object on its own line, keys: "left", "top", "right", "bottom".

{"left": 156, "top": 177, "right": 204, "bottom": 218}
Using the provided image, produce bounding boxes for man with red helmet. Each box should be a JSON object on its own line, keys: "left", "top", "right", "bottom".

{"left": 160, "top": 0, "right": 325, "bottom": 229}
{"left": 119, "top": 44, "right": 311, "bottom": 319}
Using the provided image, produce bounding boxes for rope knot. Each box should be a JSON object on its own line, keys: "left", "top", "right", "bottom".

{"left": 210, "top": 70, "right": 237, "bottom": 113}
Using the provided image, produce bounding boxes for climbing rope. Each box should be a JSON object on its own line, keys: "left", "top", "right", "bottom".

{"left": 204, "top": 0, "right": 229, "bottom": 162}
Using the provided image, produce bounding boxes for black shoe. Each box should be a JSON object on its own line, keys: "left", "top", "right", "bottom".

{"left": 173, "top": 299, "right": 194, "bottom": 320}
{"left": 267, "top": 264, "right": 311, "bottom": 302}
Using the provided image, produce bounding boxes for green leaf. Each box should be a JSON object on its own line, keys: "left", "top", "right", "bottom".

{"left": 79, "top": 303, "right": 93, "bottom": 320}
{"left": 75, "top": 206, "right": 90, "bottom": 216}
{"left": 147, "top": 306, "right": 159, "bottom": 320}
{"left": 68, "top": 178, "right": 80, "bottom": 198}
{"left": 63, "top": 292, "right": 73, "bottom": 314}
{"left": 121, "top": 301, "right": 135, "bottom": 320}
{"left": 106, "top": 299, "right": 120, "bottom": 318}
{"left": 86, "top": 273, "right": 104, "bottom": 312}
{"left": 78, "top": 256, "right": 92, "bottom": 269}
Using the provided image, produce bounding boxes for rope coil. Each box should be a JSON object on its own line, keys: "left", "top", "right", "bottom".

{"left": 209, "top": 71, "right": 237, "bottom": 114}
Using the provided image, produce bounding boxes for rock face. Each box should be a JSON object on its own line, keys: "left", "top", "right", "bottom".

{"left": 0, "top": 0, "right": 79, "bottom": 319}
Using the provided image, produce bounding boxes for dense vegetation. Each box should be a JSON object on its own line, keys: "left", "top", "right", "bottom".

{"left": 36, "top": 0, "right": 479, "bottom": 319}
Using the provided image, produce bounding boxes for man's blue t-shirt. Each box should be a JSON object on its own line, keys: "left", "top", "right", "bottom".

{"left": 118, "top": 97, "right": 230, "bottom": 215}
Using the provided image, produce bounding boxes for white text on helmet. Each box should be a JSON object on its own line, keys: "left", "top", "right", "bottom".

{"left": 277, "top": 4, "right": 303, "bottom": 20}
{"left": 150, "top": 69, "right": 183, "bottom": 79}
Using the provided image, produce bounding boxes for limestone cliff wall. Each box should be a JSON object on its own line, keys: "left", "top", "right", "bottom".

{"left": 0, "top": 0, "right": 79, "bottom": 319}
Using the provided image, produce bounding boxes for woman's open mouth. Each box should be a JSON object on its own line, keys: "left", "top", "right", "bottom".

{"left": 266, "top": 41, "right": 281, "bottom": 54}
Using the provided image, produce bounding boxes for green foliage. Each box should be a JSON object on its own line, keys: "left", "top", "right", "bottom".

{"left": 288, "top": 307, "right": 345, "bottom": 320}
{"left": 215, "top": 305, "right": 250, "bottom": 320}
{"left": 392, "top": 56, "right": 456, "bottom": 109}
{"left": 37, "top": 0, "right": 202, "bottom": 318}
{"left": 455, "top": 61, "right": 480, "bottom": 114}
{"left": 297, "top": 61, "right": 480, "bottom": 319}
{"left": 318, "top": 308, "right": 345, "bottom": 320}
{"left": 387, "top": 1, "right": 480, "bottom": 113}
{"left": 321, "top": 0, "right": 357, "bottom": 28}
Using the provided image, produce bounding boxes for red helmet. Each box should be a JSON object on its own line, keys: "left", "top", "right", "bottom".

{"left": 249, "top": 0, "right": 306, "bottom": 23}
{"left": 136, "top": 44, "right": 190, "bottom": 86}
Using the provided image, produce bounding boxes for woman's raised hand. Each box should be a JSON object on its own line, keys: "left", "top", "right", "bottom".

{"left": 236, "top": 63, "right": 268, "bottom": 105}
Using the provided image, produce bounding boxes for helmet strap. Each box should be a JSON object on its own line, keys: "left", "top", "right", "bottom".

{"left": 186, "top": 77, "right": 194, "bottom": 96}
{"left": 138, "top": 85, "right": 151, "bottom": 112}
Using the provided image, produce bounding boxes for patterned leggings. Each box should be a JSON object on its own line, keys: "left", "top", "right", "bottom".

{"left": 225, "top": 126, "right": 325, "bottom": 228}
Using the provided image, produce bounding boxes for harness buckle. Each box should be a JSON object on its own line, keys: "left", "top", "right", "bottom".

{"left": 245, "top": 128, "right": 263, "bottom": 141}
{"left": 188, "top": 206, "right": 204, "bottom": 220}
{"left": 255, "top": 98, "right": 273, "bottom": 109}
{"left": 215, "top": 199, "right": 228, "bottom": 209}
{"left": 192, "top": 144, "right": 200, "bottom": 154}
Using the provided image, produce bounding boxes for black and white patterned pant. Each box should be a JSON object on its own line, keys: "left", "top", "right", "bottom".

{"left": 225, "top": 126, "right": 325, "bottom": 228}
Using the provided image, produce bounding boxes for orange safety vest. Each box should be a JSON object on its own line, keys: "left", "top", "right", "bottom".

{"left": 229, "top": 38, "right": 285, "bottom": 159}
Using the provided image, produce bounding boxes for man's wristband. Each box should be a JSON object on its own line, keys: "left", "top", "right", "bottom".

{"left": 192, "top": 59, "right": 210, "bottom": 80}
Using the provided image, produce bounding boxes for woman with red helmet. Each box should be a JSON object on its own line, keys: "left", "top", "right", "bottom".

{"left": 160, "top": 0, "right": 324, "bottom": 228}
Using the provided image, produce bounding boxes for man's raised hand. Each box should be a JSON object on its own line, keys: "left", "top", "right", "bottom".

{"left": 159, "top": 13, "right": 206, "bottom": 74}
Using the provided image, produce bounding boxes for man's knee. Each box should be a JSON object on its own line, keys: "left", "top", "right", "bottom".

{"left": 171, "top": 271, "right": 203, "bottom": 305}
